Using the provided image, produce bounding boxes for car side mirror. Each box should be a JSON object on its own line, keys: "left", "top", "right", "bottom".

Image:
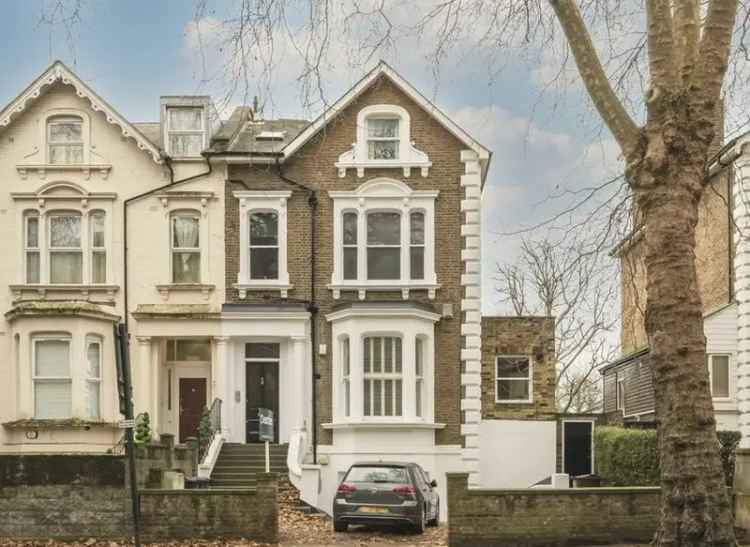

{"left": 430, "top": 479, "right": 438, "bottom": 488}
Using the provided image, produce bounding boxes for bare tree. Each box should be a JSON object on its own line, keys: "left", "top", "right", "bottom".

{"left": 496, "top": 237, "right": 615, "bottom": 414}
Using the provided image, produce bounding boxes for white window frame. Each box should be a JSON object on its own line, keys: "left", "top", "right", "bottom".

{"left": 708, "top": 353, "right": 732, "bottom": 401}
{"left": 366, "top": 209, "right": 402, "bottom": 281}
{"left": 48, "top": 211, "right": 84, "bottom": 285}
{"left": 42, "top": 110, "right": 91, "bottom": 165}
{"left": 165, "top": 106, "right": 206, "bottom": 158}
{"left": 24, "top": 212, "right": 40, "bottom": 284}
{"left": 90, "top": 210, "right": 107, "bottom": 284}
{"left": 170, "top": 210, "right": 202, "bottom": 284}
{"left": 233, "top": 191, "right": 292, "bottom": 298}
{"left": 248, "top": 209, "right": 281, "bottom": 281}
{"left": 329, "top": 179, "right": 439, "bottom": 300}
{"left": 495, "top": 355, "right": 533, "bottom": 404}
{"left": 616, "top": 377, "right": 625, "bottom": 412}
{"left": 366, "top": 116, "right": 401, "bottom": 160}
{"left": 32, "top": 335, "right": 72, "bottom": 419}
{"left": 415, "top": 336, "right": 424, "bottom": 418}
{"left": 363, "top": 335, "right": 404, "bottom": 418}
{"left": 341, "top": 336, "right": 351, "bottom": 417}
{"left": 85, "top": 335, "right": 102, "bottom": 420}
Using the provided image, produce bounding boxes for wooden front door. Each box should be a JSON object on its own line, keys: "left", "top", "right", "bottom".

{"left": 179, "top": 378, "right": 207, "bottom": 443}
{"left": 245, "top": 362, "right": 279, "bottom": 443}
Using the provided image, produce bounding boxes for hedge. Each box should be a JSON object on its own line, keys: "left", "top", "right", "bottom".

{"left": 594, "top": 426, "right": 740, "bottom": 487}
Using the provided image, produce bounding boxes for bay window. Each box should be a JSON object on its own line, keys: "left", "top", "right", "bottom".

{"left": 342, "top": 337, "right": 351, "bottom": 417}
{"left": 91, "top": 211, "right": 106, "bottom": 283}
{"left": 364, "top": 336, "right": 403, "bottom": 417}
{"left": 33, "top": 337, "right": 72, "bottom": 419}
{"left": 49, "top": 213, "right": 83, "bottom": 284}
{"left": 47, "top": 116, "right": 83, "bottom": 164}
{"left": 171, "top": 212, "right": 201, "bottom": 283}
{"left": 25, "top": 213, "right": 40, "bottom": 283}
{"left": 249, "top": 211, "right": 279, "bottom": 280}
{"left": 415, "top": 337, "right": 424, "bottom": 418}
{"left": 86, "top": 337, "right": 102, "bottom": 419}
{"left": 496, "top": 356, "right": 533, "bottom": 403}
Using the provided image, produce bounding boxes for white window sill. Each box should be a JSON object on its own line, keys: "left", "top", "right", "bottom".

{"left": 10, "top": 284, "right": 119, "bottom": 301}
{"left": 16, "top": 163, "right": 112, "bottom": 180}
{"left": 495, "top": 399, "right": 534, "bottom": 404}
{"left": 335, "top": 159, "right": 432, "bottom": 178}
{"left": 328, "top": 282, "right": 440, "bottom": 300}
{"left": 156, "top": 283, "right": 215, "bottom": 301}
{"left": 322, "top": 421, "right": 445, "bottom": 430}
{"left": 234, "top": 282, "right": 293, "bottom": 299}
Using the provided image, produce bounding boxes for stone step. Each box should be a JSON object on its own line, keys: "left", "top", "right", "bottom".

{"left": 212, "top": 467, "right": 288, "bottom": 474}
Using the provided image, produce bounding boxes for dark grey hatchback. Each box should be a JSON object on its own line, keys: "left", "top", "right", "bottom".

{"left": 332, "top": 462, "right": 440, "bottom": 533}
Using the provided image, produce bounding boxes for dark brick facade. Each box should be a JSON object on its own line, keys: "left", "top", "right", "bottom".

{"left": 447, "top": 472, "right": 660, "bottom": 546}
{"left": 480, "top": 316, "right": 556, "bottom": 420}
{"left": 225, "top": 75, "right": 468, "bottom": 445}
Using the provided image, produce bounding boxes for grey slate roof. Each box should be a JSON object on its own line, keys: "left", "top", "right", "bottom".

{"left": 132, "top": 122, "right": 162, "bottom": 148}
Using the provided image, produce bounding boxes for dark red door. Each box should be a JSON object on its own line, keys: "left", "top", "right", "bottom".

{"left": 179, "top": 378, "right": 207, "bottom": 443}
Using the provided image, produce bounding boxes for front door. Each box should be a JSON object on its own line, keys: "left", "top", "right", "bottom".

{"left": 246, "top": 362, "right": 279, "bottom": 443}
{"left": 563, "top": 421, "right": 594, "bottom": 477}
{"left": 179, "top": 378, "right": 207, "bottom": 443}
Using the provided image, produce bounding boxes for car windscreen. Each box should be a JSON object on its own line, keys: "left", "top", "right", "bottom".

{"left": 345, "top": 466, "right": 410, "bottom": 484}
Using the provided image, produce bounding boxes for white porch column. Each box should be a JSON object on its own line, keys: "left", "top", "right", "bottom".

{"left": 213, "top": 336, "right": 231, "bottom": 438}
{"left": 292, "top": 336, "right": 308, "bottom": 430}
{"left": 149, "top": 339, "right": 160, "bottom": 438}
{"left": 734, "top": 158, "right": 750, "bottom": 448}
{"left": 135, "top": 336, "right": 152, "bottom": 418}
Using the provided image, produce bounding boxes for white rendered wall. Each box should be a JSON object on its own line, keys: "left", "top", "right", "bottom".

{"left": 705, "top": 303, "right": 739, "bottom": 431}
{"left": 734, "top": 154, "right": 750, "bottom": 448}
{"left": 479, "top": 420, "right": 557, "bottom": 489}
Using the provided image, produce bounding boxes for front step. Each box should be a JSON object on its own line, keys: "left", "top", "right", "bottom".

{"left": 208, "top": 443, "right": 289, "bottom": 489}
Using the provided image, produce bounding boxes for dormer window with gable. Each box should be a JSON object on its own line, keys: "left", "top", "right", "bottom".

{"left": 336, "top": 105, "right": 431, "bottom": 178}
{"left": 166, "top": 106, "right": 205, "bottom": 157}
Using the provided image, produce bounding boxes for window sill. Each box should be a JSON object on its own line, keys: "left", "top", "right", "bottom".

{"left": 495, "top": 400, "right": 534, "bottom": 405}
{"left": 156, "top": 283, "right": 215, "bottom": 301}
{"left": 16, "top": 163, "right": 112, "bottom": 180}
{"left": 322, "top": 421, "right": 445, "bottom": 430}
{"left": 10, "top": 283, "right": 119, "bottom": 301}
{"left": 2, "top": 418, "right": 118, "bottom": 430}
{"left": 234, "top": 282, "right": 293, "bottom": 299}
{"left": 334, "top": 159, "right": 432, "bottom": 178}
{"left": 328, "top": 282, "right": 439, "bottom": 300}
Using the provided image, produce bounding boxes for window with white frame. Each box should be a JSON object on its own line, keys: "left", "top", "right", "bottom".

{"left": 166, "top": 107, "right": 205, "bottom": 157}
{"left": 366, "top": 117, "right": 400, "bottom": 160}
{"left": 86, "top": 337, "right": 102, "bottom": 420}
{"left": 616, "top": 377, "right": 625, "bottom": 411}
{"left": 708, "top": 354, "right": 730, "bottom": 399}
{"left": 495, "top": 356, "right": 532, "bottom": 403}
{"left": 249, "top": 211, "right": 279, "bottom": 280}
{"left": 363, "top": 336, "right": 403, "bottom": 417}
{"left": 47, "top": 116, "right": 83, "bottom": 164}
{"left": 25, "top": 212, "right": 40, "bottom": 283}
{"left": 90, "top": 211, "right": 106, "bottom": 284}
{"left": 342, "top": 337, "right": 351, "bottom": 417}
{"left": 415, "top": 337, "right": 424, "bottom": 418}
{"left": 329, "top": 179, "right": 438, "bottom": 298}
{"left": 49, "top": 212, "right": 83, "bottom": 284}
{"left": 171, "top": 212, "right": 201, "bottom": 283}
{"left": 33, "top": 336, "right": 72, "bottom": 419}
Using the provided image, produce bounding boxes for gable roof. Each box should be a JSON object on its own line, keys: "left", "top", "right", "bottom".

{"left": 0, "top": 61, "right": 163, "bottom": 164}
{"left": 281, "top": 61, "right": 491, "bottom": 180}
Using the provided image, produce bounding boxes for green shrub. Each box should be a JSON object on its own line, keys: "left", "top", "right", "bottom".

{"left": 595, "top": 426, "right": 740, "bottom": 487}
{"left": 595, "top": 426, "right": 660, "bottom": 486}
{"left": 134, "top": 412, "right": 151, "bottom": 444}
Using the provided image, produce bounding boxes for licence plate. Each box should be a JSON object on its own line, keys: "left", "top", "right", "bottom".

{"left": 359, "top": 506, "right": 389, "bottom": 514}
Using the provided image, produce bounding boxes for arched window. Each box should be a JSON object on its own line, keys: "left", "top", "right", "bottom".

{"left": 171, "top": 211, "right": 201, "bottom": 283}
{"left": 47, "top": 116, "right": 83, "bottom": 164}
{"left": 249, "top": 211, "right": 279, "bottom": 280}
{"left": 49, "top": 211, "right": 83, "bottom": 284}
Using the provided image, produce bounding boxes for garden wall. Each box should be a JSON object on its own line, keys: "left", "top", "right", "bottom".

{"left": 447, "top": 472, "right": 660, "bottom": 546}
{"left": 0, "top": 454, "right": 277, "bottom": 543}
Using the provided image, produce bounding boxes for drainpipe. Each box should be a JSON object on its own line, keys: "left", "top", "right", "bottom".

{"left": 276, "top": 159, "right": 319, "bottom": 464}
{"left": 123, "top": 153, "right": 213, "bottom": 332}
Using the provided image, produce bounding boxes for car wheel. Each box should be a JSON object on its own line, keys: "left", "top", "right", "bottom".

{"left": 333, "top": 519, "right": 348, "bottom": 533}
{"left": 427, "top": 501, "right": 439, "bottom": 527}
{"left": 412, "top": 505, "right": 426, "bottom": 534}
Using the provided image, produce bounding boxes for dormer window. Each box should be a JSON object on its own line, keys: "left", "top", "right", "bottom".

{"left": 47, "top": 116, "right": 83, "bottom": 164}
{"left": 166, "top": 107, "right": 205, "bottom": 157}
{"left": 367, "top": 118, "right": 399, "bottom": 160}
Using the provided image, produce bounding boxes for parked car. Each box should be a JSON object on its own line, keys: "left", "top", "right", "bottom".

{"left": 332, "top": 461, "right": 440, "bottom": 533}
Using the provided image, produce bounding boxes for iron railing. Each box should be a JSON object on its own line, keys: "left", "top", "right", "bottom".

{"left": 198, "top": 398, "right": 222, "bottom": 463}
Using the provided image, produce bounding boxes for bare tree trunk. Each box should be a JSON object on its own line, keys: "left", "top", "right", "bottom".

{"left": 633, "top": 114, "right": 734, "bottom": 545}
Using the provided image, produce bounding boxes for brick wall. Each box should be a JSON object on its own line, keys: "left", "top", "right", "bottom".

{"left": 447, "top": 472, "right": 660, "bottom": 546}
{"left": 480, "top": 316, "right": 556, "bottom": 419}
{"left": 225, "top": 74, "right": 467, "bottom": 445}
{"left": 139, "top": 473, "right": 278, "bottom": 542}
{"left": 0, "top": 455, "right": 278, "bottom": 542}
{"left": 620, "top": 169, "right": 732, "bottom": 353}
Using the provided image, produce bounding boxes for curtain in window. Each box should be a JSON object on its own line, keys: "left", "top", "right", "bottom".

{"left": 168, "top": 108, "right": 203, "bottom": 130}
{"left": 86, "top": 342, "right": 101, "bottom": 420}
{"left": 172, "top": 216, "right": 200, "bottom": 283}
{"left": 50, "top": 215, "right": 82, "bottom": 284}
{"left": 48, "top": 118, "right": 83, "bottom": 164}
{"left": 34, "top": 340, "right": 71, "bottom": 419}
{"left": 91, "top": 213, "right": 106, "bottom": 283}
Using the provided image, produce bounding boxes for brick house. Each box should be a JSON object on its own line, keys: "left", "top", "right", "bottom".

{"left": 0, "top": 61, "right": 563, "bottom": 517}
{"left": 602, "top": 131, "right": 750, "bottom": 445}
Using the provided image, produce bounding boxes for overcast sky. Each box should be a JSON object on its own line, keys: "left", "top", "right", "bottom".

{"left": 0, "top": 1, "right": 624, "bottom": 315}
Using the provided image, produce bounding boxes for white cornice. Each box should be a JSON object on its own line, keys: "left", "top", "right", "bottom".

{"left": 0, "top": 61, "right": 163, "bottom": 164}
{"left": 325, "top": 305, "right": 441, "bottom": 323}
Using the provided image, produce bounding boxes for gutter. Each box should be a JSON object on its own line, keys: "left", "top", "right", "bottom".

{"left": 123, "top": 153, "right": 213, "bottom": 332}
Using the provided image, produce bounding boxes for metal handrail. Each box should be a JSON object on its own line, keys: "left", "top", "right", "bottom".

{"left": 198, "top": 398, "right": 222, "bottom": 462}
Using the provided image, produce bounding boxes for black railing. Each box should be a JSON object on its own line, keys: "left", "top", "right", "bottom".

{"left": 198, "top": 398, "right": 222, "bottom": 463}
